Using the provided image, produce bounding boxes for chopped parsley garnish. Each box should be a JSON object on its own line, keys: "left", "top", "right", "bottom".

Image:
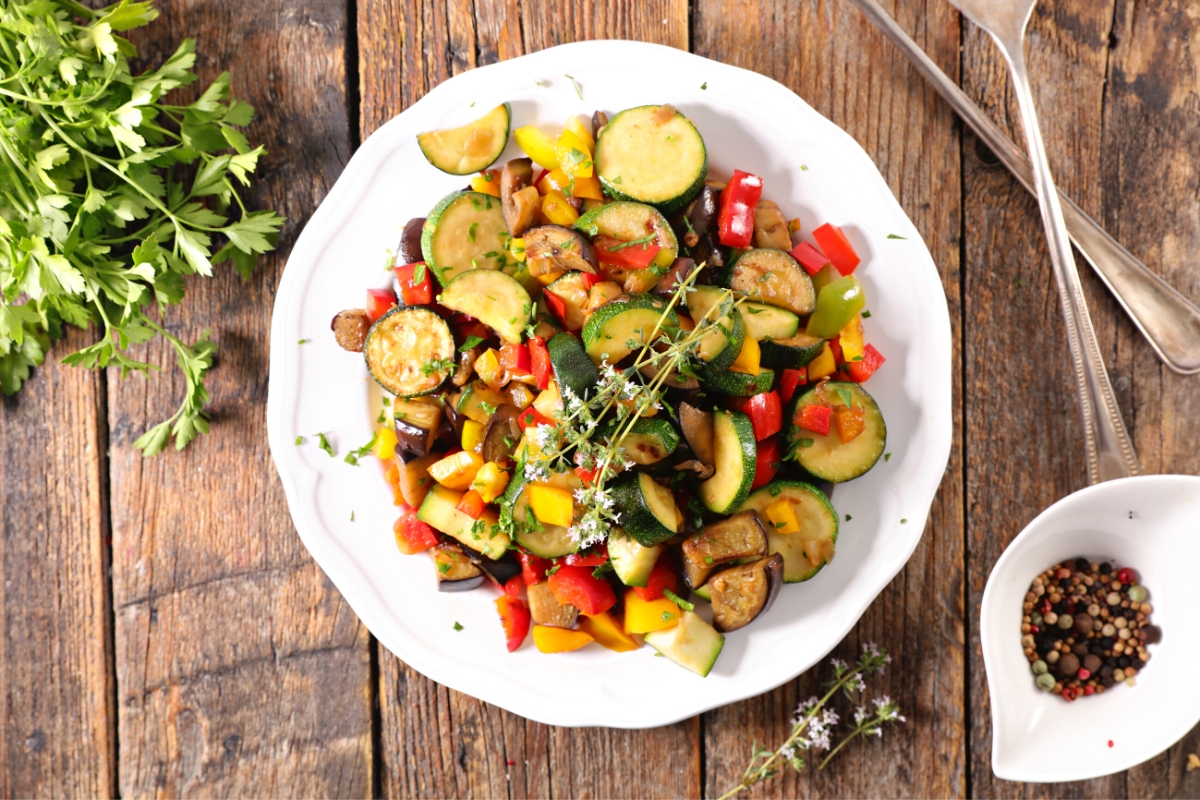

{"left": 298, "top": 338, "right": 308, "bottom": 344}
{"left": 799, "top": 438, "right": 815, "bottom": 448}
{"left": 661, "top": 611, "right": 676, "bottom": 622}
{"left": 413, "top": 263, "right": 427, "bottom": 284}
{"left": 376, "top": 408, "right": 387, "bottom": 424}
{"left": 295, "top": 435, "right": 306, "bottom": 446}
{"left": 767, "top": 484, "right": 782, "bottom": 497}
{"left": 469, "top": 222, "right": 478, "bottom": 242}
{"left": 438, "top": 562, "right": 451, "bottom": 574}
{"left": 704, "top": 556, "right": 714, "bottom": 564}
{"left": 316, "top": 432, "right": 335, "bottom": 457}
{"left": 662, "top": 589, "right": 694, "bottom": 612}
{"left": 845, "top": 513, "right": 852, "bottom": 521}
{"left": 453, "top": 621, "right": 464, "bottom": 631}
{"left": 611, "top": 176, "right": 622, "bottom": 185}
{"left": 343, "top": 433, "right": 378, "bottom": 466}
{"left": 884, "top": 452, "right": 892, "bottom": 462}
{"left": 421, "top": 356, "right": 455, "bottom": 376}
{"left": 607, "top": 233, "right": 657, "bottom": 251}
{"left": 836, "top": 386, "right": 855, "bottom": 409}
{"left": 887, "top": 233, "right": 907, "bottom": 240}
{"left": 862, "top": 310, "right": 872, "bottom": 319}
{"left": 564, "top": 74, "right": 583, "bottom": 100}
{"left": 459, "top": 335, "right": 485, "bottom": 352}
{"left": 700, "top": 81, "right": 708, "bottom": 90}
{"left": 901, "top": 519, "right": 908, "bottom": 524}
{"left": 350, "top": 511, "right": 355, "bottom": 522}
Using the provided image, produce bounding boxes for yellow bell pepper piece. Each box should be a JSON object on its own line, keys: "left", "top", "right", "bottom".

{"left": 528, "top": 484, "right": 574, "bottom": 527}
{"left": 838, "top": 314, "right": 865, "bottom": 363}
{"left": 570, "top": 174, "right": 605, "bottom": 200}
{"left": 536, "top": 268, "right": 566, "bottom": 286}
{"left": 469, "top": 172, "right": 501, "bottom": 197}
{"left": 471, "top": 461, "right": 510, "bottom": 503}
{"left": 541, "top": 190, "right": 579, "bottom": 226}
{"left": 513, "top": 125, "right": 560, "bottom": 170}
{"left": 461, "top": 419, "right": 485, "bottom": 453}
{"left": 532, "top": 624, "right": 594, "bottom": 653}
{"left": 765, "top": 499, "right": 801, "bottom": 535}
{"left": 532, "top": 381, "right": 563, "bottom": 419}
{"left": 373, "top": 426, "right": 398, "bottom": 460}
{"left": 563, "top": 114, "right": 595, "bottom": 152}
{"left": 729, "top": 334, "right": 761, "bottom": 376}
{"left": 506, "top": 382, "right": 535, "bottom": 410}
{"left": 623, "top": 590, "right": 682, "bottom": 634}
{"left": 578, "top": 612, "right": 640, "bottom": 652}
{"left": 555, "top": 129, "right": 594, "bottom": 177}
{"left": 427, "top": 450, "right": 484, "bottom": 490}
{"left": 807, "top": 341, "right": 837, "bottom": 381}
{"left": 509, "top": 237, "right": 526, "bottom": 263}
{"left": 473, "top": 348, "right": 505, "bottom": 391}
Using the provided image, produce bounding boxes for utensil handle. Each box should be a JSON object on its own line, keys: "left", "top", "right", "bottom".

{"left": 849, "top": 0, "right": 1200, "bottom": 375}
{"left": 999, "top": 42, "right": 1140, "bottom": 484}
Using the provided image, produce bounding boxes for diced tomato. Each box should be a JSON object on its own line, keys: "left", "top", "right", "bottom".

{"left": 548, "top": 565, "right": 617, "bottom": 616}
{"left": 544, "top": 292, "right": 568, "bottom": 326}
{"left": 366, "top": 288, "right": 397, "bottom": 322}
{"left": 717, "top": 170, "right": 763, "bottom": 248}
{"left": 517, "top": 551, "right": 552, "bottom": 585}
{"left": 846, "top": 344, "right": 886, "bottom": 383}
{"left": 494, "top": 596, "right": 531, "bottom": 652}
{"left": 517, "top": 406, "right": 554, "bottom": 431}
{"left": 562, "top": 545, "right": 608, "bottom": 567}
{"left": 789, "top": 241, "right": 830, "bottom": 276}
{"left": 574, "top": 464, "right": 601, "bottom": 485}
{"left": 732, "top": 391, "right": 782, "bottom": 441}
{"left": 500, "top": 342, "right": 532, "bottom": 376}
{"left": 632, "top": 557, "right": 678, "bottom": 601}
{"left": 594, "top": 235, "right": 662, "bottom": 270}
{"left": 811, "top": 223, "right": 860, "bottom": 276}
{"left": 455, "top": 489, "right": 485, "bottom": 519}
{"left": 751, "top": 436, "right": 782, "bottom": 490}
{"left": 393, "top": 262, "right": 433, "bottom": 305}
{"left": 797, "top": 404, "right": 832, "bottom": 436}
{"left": 393, "top": 504, "right": 439, "bottom": 554}
{"left": 780, "top": 368, "right": 808, "bottom": 403}
{"left": 503, "top": 575, "right": 524, "bottom": 599}
{"left": 528, "top": 335, "right": 552, "bottom": 390}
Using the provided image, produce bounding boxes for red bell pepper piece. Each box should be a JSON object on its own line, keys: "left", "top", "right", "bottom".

{"left": 562, "top": 544, "right": 608, "bottom": 567}
{"left": 811, "top": 223, "right": 860, "bottom": 276}
{"left": 548, "top": 565, "right": 617, "bottom": 616}
{"left": 797, "top": 404, "right": 832, "bottom": 436}
{"left": 455, "top": 489, "right": 485, "bottom": 519}
{"left": 528, "top": 335, "right": 552, "bottom": 390}
{"left": 732, "top": 391, "right": 782, "bottom": 441}
{"left": 503, "top": 575, "right": 524, "bottom": 600}
{"left": 789, "top": 241, "right": 830, "bottom": 277}
{"left": 500, "top": 342, "right": 532, "bottom": 376}
{"left": 574, "top": 464, "right": 601, "bottom": 485}
{"left": 534, "top": 168, "right": 549, "bottom": 189}
{"left": 717, "top": 170, "right": 763, "bottom": 248}
{"left": 393, "top": 504, "right": 439, "bottom": 554}
{"left": 517, "top": 551, "right": 552, "bottom": 585}
{"left": 594, "top": 235, "right": 662, "bottom": 270}
{"left": 632, "top": 557, "right": 678, "bottom": 601}
{"left": 828, "top": 336, "right": 845, "bottom": 366}
{"left": 494, "top": 596, "right": 531, "bottom": 652}
{"left": 393, "top": 262, "right": 433, "bottom": 305}
{"left": 365, "top": 288, "right": 397, "bottom": 322}
{"left": 517, "top": 406, "right": 554, "bottom": 431}
{"left": 452, "top": 317, "right": 489, "bottom": 345}
{"left": 751, "top": 436, "right": 782, "bottom": 490}
{"left": 780, "top": 368, "right": 808, "bottom": 403}
{"left": 544, "top": 292, "right": 568, "bottom": 326}
{"left": 846, "top": 343, "right": 886, "bottom": 383}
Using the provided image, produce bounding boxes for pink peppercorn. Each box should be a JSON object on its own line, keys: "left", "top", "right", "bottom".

{"left": 1117, "top": 567, "right": 1135, "bottom": 584}
{"left": 1077, "top": 668, "right": 1091, "bottom": 680}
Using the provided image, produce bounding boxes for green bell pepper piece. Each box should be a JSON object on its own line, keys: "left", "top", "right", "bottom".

{"left": 805, "top": 275, "right": 866, "bottom": 338}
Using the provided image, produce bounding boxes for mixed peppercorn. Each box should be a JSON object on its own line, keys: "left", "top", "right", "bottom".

{"left": 1021, "top": 559, "right": 1160, "bottom": 701}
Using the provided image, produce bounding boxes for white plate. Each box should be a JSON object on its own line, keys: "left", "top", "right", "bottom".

{"left": 981, "top": 475, "right": 1200, "bottom": 782}
{"left": 267, "top": 40, "right": 952, "bottom": 728}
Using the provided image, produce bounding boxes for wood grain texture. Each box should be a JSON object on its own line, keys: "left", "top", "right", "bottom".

{"left": 693, "top": 0, "right": 965, "bottom": 795}
{"left": 108, "top": 2, "right": 370, "bottom": 796}
{"left": 0, "top": 325, "right": 114, "bottom": 798}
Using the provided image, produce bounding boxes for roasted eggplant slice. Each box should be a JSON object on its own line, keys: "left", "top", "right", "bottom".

{"left": 679, "top": 402, "right": 716, "bottom": 468}
{"left": 527, "top": 581, "right": 579, "bottom": 628}
{"left": 453, "top": 346, "right": 478, "bottom": 387}
{"left": 591, "top": 110, "right": 609, "bottom": 139}
{"left": 501, "top": 158, "right": 539, "bottom": 237}
{"left": 393, "top": 397, "right": 443, "bottom": 457}
{"left": 398, "top": 453, "right": 439, "bottom": 508}
{"left": 524, "top": 225, "right": 598, "bottom": 276}
{"left": 706, "top": 554, "right": 783, "bottom": 632}
{"left": 430, "top": 542, "right": 486, "bottom": 591}
{"left": 674, "top": 459, "right": 715, "bottom": 480}
{"left": 671, "top": 185, "right": 719, "bottom": 247}
{"left": 482, "top": 404, "right": 522, "bottom": 464}
{"left": 753, "top": 200, "right": 792, "bottom": 250}
{"left": 463, "top": 547, "right": 522, "bottom": 586}
{"left": 397, "top": 217, "right": 425, "bottom": 265}
{"left": 679, "top": 511, "right": 769, "bottom": 588}
{"left": 331, "top": 309, "right": 370, "bottom": 352}
{"left": 653, "top": 257, "right": 698, "bottom": 298}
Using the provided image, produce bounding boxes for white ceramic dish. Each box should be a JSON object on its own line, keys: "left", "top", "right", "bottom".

{"left": 981, "top": 474, "right": 1200, "bottom": 782}
{"left": 267, "top": 40, "right": 952, "bottom": 728}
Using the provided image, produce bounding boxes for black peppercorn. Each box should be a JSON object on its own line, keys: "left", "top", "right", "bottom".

{"left": 1039, "top": 634, "right": 1058, "bottom": 652}
{"left": 1090, "top": 644, "right": 1105, "bottom": 656}
{"left": 1100, "top": 562, "right": 1112, "bottom": 574}
{"left": 1117, "top": 656, "right": 1130, "bottom": 668}
{"left": 1058, "top": 577, "right": 1071, "bottom": 589}
{"left": 1101, "top": 637, "right": 1115, "bottom": 649}
{"left": 1074, "top": 557, "right": 1090, "bottom": 571}
{"left": 1053, "top": 601, "right": 1068, "bottom": 614}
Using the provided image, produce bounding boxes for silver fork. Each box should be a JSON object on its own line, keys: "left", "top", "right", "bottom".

{"left": 950, "top": 0, "right": 1140, "bottom": 484}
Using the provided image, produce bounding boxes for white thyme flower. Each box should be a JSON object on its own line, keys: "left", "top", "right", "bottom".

{"left": 854, "top": 706, "right": 869, "bottom": 725}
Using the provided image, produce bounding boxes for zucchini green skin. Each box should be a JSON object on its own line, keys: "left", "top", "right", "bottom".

{"left": 437, "top": 268, "right": 532, "bottom": 345}
{"left": 417, "top": 484, "right": 511, "bottom": 559}
{"left": 785, "top": 382, "right": 886, "bottom": 483}
{"left": 718, "top": 248, "right": 816, "bottom": 316}
{"left": 740, "top": 301, "right": 800, "bottom": 341}
{"left": 643, "top": 611, "right": 725, "bottom": 677}
{"left": 759, "top": 334, "right": 825, "bottom": 370}
{"left": 363, "top": 306, "right": 455, "bottom": 397}
{"left": 547, "top": 332, "right": 600, "bottom": 399}
{"left": 420, "top": 190, "right": 510, "bottom": 286}
{"left": 573, "top": 201, "right": 679, "bottom": 269}
{"left": 608, "top": 531, "right": 662, "bottom": 587}
{"left": 698, "top": 410, "right": 757, "bottom": 513}
{"left": 594, "top": 106, "right": 708, "bottom": 214}
{"left": 700, "top": 367, "right": 775, "bottom": 397}
{"left": 685, "top": 286, "right": 746, "bottom": 372}
{"left": 610, "top": 472, "right": 679, "bottom": 546}
{"left": 416, "top": 102, "right": 511, "bottom": 175}
{"left": 596, "top": 417, "right": 680, "bottom": 465}
{"left": 581, "top": 293, "right": 678, "bottom": 365}
{"left": 735, "top": 480, "right": 838, "bottom": 583}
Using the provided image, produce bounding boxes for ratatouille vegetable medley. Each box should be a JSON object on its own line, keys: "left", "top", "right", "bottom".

{"left": 330, "top": 101, "right": 888, "bottom": 676}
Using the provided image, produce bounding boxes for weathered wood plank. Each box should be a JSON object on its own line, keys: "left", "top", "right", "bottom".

{"left": 108, "top": 2, "right": 370, "bottom": 796}
{"left": 359, "top": 0, "right": 697, "bottom": 796}
{"left": 0, "top": 325, "right": 114, "bottom": 798}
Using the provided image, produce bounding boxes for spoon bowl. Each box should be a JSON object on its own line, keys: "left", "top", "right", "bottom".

{"left": 981, "top": 474, "right": 1200, "bottom": 782}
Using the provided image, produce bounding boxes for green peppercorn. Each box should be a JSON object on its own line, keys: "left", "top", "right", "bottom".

{"left": 1032, "top": 659, "right": 1048, "bottom": 675}
{"left": 1035, "top": 673, "right": 1056, "bottom": 691}
{"left": 1057, "top": 614, "right": 1074, "bottom": 630}
{"left": 1128, "top": 585, "right": 1148, "bottom": 603}
{"left": 1031, "top": 612, "right": 1044, "bottom": 626}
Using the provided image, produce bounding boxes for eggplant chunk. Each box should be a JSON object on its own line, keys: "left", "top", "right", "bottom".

{"left": 672, "top": 185, "right": 719, "bottom": 246}
{"left": 393, "top": 397, "right": 443, "bottom": 457}
{"left": 398, "top": 217, "right": 425, "bottom": 265}
{"left": 674, "top": 459, "right": 714, "bottom": 480}
{"left": 653, "top": 257, "right": 698, "bottom": 298}
{"left": 399, "top": 453, "right": 439, "bottom": 508}
{"left": 678, "top": 402, "right": 715, "bottom": 467}
{"left": 331, "top": 309, "right": 370, "bottom": 352}
{"left": 501, "top": 158, "right": 540, "bottom": 236}
{"left": 430, "top": 542, "right": 486, "bottom": 591}
{"left": 524, "top": 225, "right": 598, "bottom": 276}
{"left": 679, "top": 511, "right": 769, "bottom": 588}
{"left": 591, "top": 110, "right": 609, "bottom": 139}
{"left": 527, "top": 581, "right": 579, "bottom": 628}
{"left": 453, "top": 346, "right": 478, "bottom": 387}
{"left": 753, "top": 200, "right": 792, "bottom": 250}
{"left": 482, "top": 404, "right": 523, "bottom": 464}
{"left": 463, "top": 547, "right": 522, "bottom": 586}
{"left": 707, "top": 554, "right": 784, "bottom": 632}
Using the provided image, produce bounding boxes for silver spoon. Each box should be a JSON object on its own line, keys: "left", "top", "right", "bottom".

{"left": 949, "top": 0, "right": 1139, "bottom": 484}
{"left": 850, "top": 0, "right": 1200, "bottom": 376}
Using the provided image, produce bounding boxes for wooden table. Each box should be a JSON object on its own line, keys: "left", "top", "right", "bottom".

{"left": 3, "top": 0, "right": 1199, "bottom": 796}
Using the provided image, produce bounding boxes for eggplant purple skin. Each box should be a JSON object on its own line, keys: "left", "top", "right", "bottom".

{"left": 394, "top": 408, "right": 440, "bottom": 457}
{"left": 708, "top": 553, "right": 784, "bottom": 632}
{"left": 463, "top": 548, "right": 522, "bottom": 586}
{"left": 397, "top": 217, "right": 425, "bottom": 265}
{"left": 437, "top": 574, "right": 486, "bottom": 592}
{"left": 482, "top": 404, "right": 522, "bottom": 464}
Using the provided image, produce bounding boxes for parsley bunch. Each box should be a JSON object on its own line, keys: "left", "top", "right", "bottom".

{"left": 0, "top": 0, "right": 284, "bottom": 454}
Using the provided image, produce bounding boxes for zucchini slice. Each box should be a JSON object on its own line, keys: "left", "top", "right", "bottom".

{"left": 508, "top": 469, "right": 584, "bottom": 558}
{"left": 685, "top": 285, "right": 746, "bottom": 371}
{"left": 700, "top": 366, "right": 775, "bottom": 397}
{"left": 608, "top": 529, "right": 662, "bottom": 587}
{"left": 421, "top": 190, "right": 511, "bottom": 285}
{"left": 456, "top": 380, "right": 507, "bottom": 424}
{"left": 438, "top": 268, "right": 532, "bottom": 344}
{"left": 643, "top": 611, "right": 725, "bottom": 677}
{"left": 574, "top": 201, "right": 678, "bottom": 270}
{"left": 581, "top": 293, "right": 678, "bottom": 365}
{"left": 417, "top": 103, "right": 512, "bottom": 175}
{"left": 740, "top": 301, "right": 800, "bottom": 341}
{"left": 545, "top": 270, "right": 595, "bottom": 331}
{"left": 611, "top": 472, "right": 679, "bottom": 546}
{"left": 735, "top": 480, "right": 839, "bottom": 583}
{"left": 364, "top": 306, "right": 455, "bottom": 397}
{"left": 416, "top": 484, "right": 511, "bottom": 559}
{"left": 679, "top": 510, "right": 769, "bottom": 588}
{"left": 547, "top": 332, "right": 600, "bottom": 399}
{"left": 598, "top": 417, "right": 680, "bottom": 465}
{"left": 720, "top": 248, "right": 816, "bottom": 316}
{"left": 698, "top": 410, "right": 756, "bottom": 513}
{"left": 594, "top": 105, "right": 708, "bottom": 214}
{"left": 706, "top": 554, "right": 783, "bottom": 632}
{"left": 786, "top": 382, "right": 886, "bottom": 483}
{"left": 759, "top": 333, "right": 825, "bottom": 370}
